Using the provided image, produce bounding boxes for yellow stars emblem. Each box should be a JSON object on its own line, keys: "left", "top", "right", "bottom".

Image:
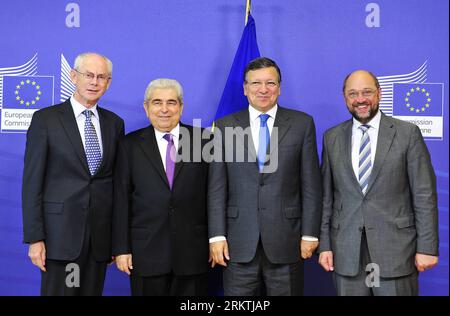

{"left": 404, "top": 86, "right": 431, "bottom": 113}
{"left": 14, "top": 78, "right": 43, "bottom": 107}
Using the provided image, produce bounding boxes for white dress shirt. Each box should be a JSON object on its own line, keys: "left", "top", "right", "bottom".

{"left": 153, "top": 124, "right": 180, "bottom": 171}
{"left": 249, "top": 104, "right": 278, "bottom": 153}
{"left": 209, "top": 105, "right": 317, "bottom": 243}
{"left": 70, "top": 96, "right": 103, "bottom": 156}
{"left": 351, "top": 110, "right": 381, "bottom": 180}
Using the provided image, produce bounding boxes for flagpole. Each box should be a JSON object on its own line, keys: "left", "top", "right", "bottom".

{"left": 245, "top": 0, "right": 251, "bottom": 25}
{"left": 213, "top": 0, "right": 259, "bottom": 131}
{"left": 213, "top": 0, "right": 252, "bottom": 132}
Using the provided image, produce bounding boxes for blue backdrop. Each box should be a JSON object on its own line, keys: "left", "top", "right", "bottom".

{"left": 0, "top": 0, "right": 448, "bottom": 296}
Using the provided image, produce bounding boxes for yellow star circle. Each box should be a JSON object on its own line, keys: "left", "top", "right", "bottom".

{"left": 14, "top": 79, "right": 42, "bottom": 107}
{"left": 404, "top": 86, "right": 431, "bottom": 113}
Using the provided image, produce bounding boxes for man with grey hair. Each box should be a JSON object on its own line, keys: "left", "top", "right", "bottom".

{"left": 22, "top": 52, "right": 124, "bottom": 295}
{"left": 112, "top": 78, "right": 210, "bottom": 295}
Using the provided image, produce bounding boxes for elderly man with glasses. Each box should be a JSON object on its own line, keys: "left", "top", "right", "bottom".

{"left": 22, "top": 52, "right": 124, "bottom": 295}
{"left": 318, "top": 70, "right": 439, "bottom": 296}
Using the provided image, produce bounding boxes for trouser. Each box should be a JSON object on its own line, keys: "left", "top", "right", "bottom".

{"left": 130, "top": 272, "right": 208, "bottom": 296}
{"left": 334, "top": 231, "right": 419, "bottom": 296}
{"left": 223, "top": 241, "right": 303, "bottom": 296}
{"left": 41, "top": 229, "right": 107, "bottom": 296}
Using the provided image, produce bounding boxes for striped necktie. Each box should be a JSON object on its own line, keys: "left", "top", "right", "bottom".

{"left": 358, "top": 124, "right": 371, "bottom": 195}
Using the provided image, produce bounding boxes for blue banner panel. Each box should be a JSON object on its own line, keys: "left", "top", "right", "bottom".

{"left": 393, "top": 83, "right": 443, "bottom": 116}
{"left": 0, "top": 0, "right": 447, "bottom": 296}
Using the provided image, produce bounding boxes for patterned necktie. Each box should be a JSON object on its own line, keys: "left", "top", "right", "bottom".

{"left": 358, "top": 124, "right": 371, "bottom": 195}
{"left": 258, "top": 114, "right": 270, "bottom": 172}
{"left": 163, "top": 133, "right": 176, "bottom": 189}
{"left": 83, "top": 110, "right": 102, "bottom": 176}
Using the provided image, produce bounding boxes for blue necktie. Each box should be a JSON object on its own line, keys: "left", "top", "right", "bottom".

{"left": 358, "top": 124, "right": 371, "bottom": 195}
{"left": 258, "top": 114, "right": 270, "bottom": 172}
{"left": 83, "top": 110, "right": 102, "bottom": 176}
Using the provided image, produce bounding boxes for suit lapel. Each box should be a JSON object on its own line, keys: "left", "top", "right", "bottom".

{"left": 139, "top": 126, "right": 170, "bottom": 188}
{"left": 173, "top": 123, "right": 189, "bottom": 183}
{"left": 341, "top": 120, "right": 362, "bottom": 194}
{"left": 268, "top": 106, "right": 290, "bottom": 163}
{"left": 57, "top": 100, "right": 90, "bottom": 174}
{"left": 366, "top": 114, "right": 396, "bottom": 195}
{"left": 234, "top": 110, "right": 258, "bottom": 165}
{"left": 97, "top": 107, "right": 110, "bottom": 174}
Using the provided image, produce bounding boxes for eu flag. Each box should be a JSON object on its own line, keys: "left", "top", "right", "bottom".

{"left": 393, "top": 83, "right": 443, "bottom": 116}
{"left": 2, "top": 75, "right": 54, "bottom": 109}
{"left": 214, "top": 14, "right": 260, "bottom": 120}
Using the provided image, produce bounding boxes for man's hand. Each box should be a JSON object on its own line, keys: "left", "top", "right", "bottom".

{"left": 209, "top": 240, "right": 230, "bottom": 267}
{"left": 300, "top": 240, "right": 319, "bottom": 259}
{"left": 28, "top": 241, "right": 46, "bottom": 272}
{"left": 318, "top": 251, "right": 334, "bottom": 272}
{"left": 415, "top": 253, "right": 438, "bottom": 272}
{"left": 116, "top": 254, "right": 133, "bottom": 275}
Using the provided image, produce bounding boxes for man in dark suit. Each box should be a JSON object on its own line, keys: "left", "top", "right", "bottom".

{"left": 112, "top": 78, "right": 209, "bottom": 296}
{"left": 208, "top": 57, "right": 322, "bottom": 296}
{"left": 318, "top": 70, "right": 439, "bottom": 295}
{"left": 22, "top": 52, "right": 125, "bottom": 295}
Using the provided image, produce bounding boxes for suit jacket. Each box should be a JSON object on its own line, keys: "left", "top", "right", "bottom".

{"left": 112, "top": 124, "right": 210, "bottom": 277}
{"left": 22, "top": 99, "right": 125, "bottom": 261}
{"left": 208, "top": 106, "right": 322, "bottom": 264}
{"left": 319, "top": 113, "right": 439, "bottom": 278}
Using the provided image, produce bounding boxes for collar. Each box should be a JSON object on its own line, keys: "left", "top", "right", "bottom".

{"left": 248, "top": 104, "right": 278, "bottom": 123}
{"left": 154, "top": 123, "right": 180, "bottom": 141}
{"left": 352, "top": 109, "right": 381, "bottom": 131}
{"left": 70, "top": 96, "right": 99, "bottom": 118}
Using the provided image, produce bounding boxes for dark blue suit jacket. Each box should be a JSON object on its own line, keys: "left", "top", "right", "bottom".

{"left": 22, "top": 99, "right": 124, "bottom": 261}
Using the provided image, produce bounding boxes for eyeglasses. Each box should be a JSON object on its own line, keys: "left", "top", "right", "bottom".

{"left": 74, "top": 69, "right": 110, "bottom": 83}
{"left": 147, "top": 99, "right": 180, "bottom": 107}
{"left": 246, "top": 81, "right": 279, "bottom": 90}
{"left": 346, "top": 89, "right": 377, "bottom": 99}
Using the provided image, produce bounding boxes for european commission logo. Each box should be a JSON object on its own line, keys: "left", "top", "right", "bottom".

{"left": 393, "top": 83, "right": 443, "bottom": 116}
{"left": 1, "top": 75, "right": 54, "bottom": 132}
{"left": 377, "top": 61, "right": 445, "bottom": 141}
{"left": 0, "top": 53, "right": 74, "bottom": 133}
{"left": 9, "top": 77, "right": 49, "bottom": 107}
{"left": 393, "top": 83, "right": 444, "bottom": 139}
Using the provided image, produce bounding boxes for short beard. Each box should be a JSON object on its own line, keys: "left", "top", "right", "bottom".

{"left": 350, "top": 104, "right": 379, "bottom": 124}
